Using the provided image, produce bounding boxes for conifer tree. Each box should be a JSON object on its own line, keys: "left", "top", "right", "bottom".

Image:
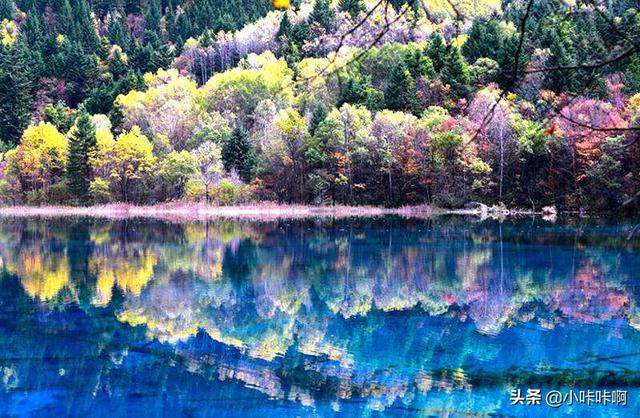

{"left": 277, "top": 13, "right": 292, "bottom": 40}
{"left": 281, "top": 39, "right": 300, "bottom": 69}
{"left": 52, "top": 0, "right": 73, "bottom": 33}
{"left": 404, "top": 47, "right": 435, "bottom": 79}
{"left": 64, "top": 44, "right": 100, "bottom": 107}
{"left": 384, "top": 61, "right": 417, "bottom": 114}
{"left": 310, "top": 104, "right": 328, "bottom": 137}
{"left": 441, "top": 46, "right": 471, "bottom": 98}
{"left": 0, "top": 41, "right": 34, "bottom": 146}
{"left": 496, "top": 32, "right": 529, "bottom": 90}
{"left": 109, "top": 48, "right": 129, "bottom": 79}
{"left": 176, "top": 13, "right": 192, "bottom": 40}
{"left": 67, "top": 112, "right": 97, "bottom": 203}
{"left": 339, "top": 0, "right": 364, "bottom": 20}
{"left": 309, "top": 0, "right": 335, "bottom": 31}
{"left": 150, "top": 44, "right": 174, "bottom": 72}
{"left": 22, "top": 8, "right": 44, "bottom": 47}
{"left": 0, "top": 0, "right": 15, "bottom": 20}
{"left": 338, "top": 73, "right": 382, "bottom": 111}
{"left": 291, "top": 21, "right": 311, "bottom": 47}
{"left": 542, "top": 29, "right": 576, "bottom": 93}
{"left": 426, "top": 33, "right": 447, "bottom": 72}
{"left": 278, "top": 13, "right": 300, "bottom": 65}
{"left": 462, "top": 17, "right": 503, "bottom": 63}
{"left": 222, "top": 126, "right": 256, "bottom": 183}
{"left": 72, "top": 0, "right": 100, "bottom": 50}
{"left": 108, "top": 14, "right": 129, "bottom": 48}
{"left": 166, "top": 1, "right": 177, "bottom": 41}
{"left": 144, "top": 0, "right": 162, "bottom": 33}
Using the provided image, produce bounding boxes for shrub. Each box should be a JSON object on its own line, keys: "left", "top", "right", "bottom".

{"left": 185, "top": 179, "right": 206, "bottom": 202}
{"left": 0, "top": 180, "right": 14, "bottom": 205}
{"left": 90, "top": 178, "right": 112, "bottom": 204}
{"left": 50, "top": 181, "right": 71, "bottom": 204}
{"left": 213, "top": 179, "right": 238, "bottom": 206}
{"left": 25, "top": 189, "right": 45, "bottom": 206}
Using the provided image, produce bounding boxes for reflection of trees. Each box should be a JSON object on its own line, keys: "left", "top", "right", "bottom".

{"left": 1, "top": 218, "right": 638, "bottom": 337}
{"left": 13, "top": 248, "right": 70, "bottom": 301}
{"left": 1, "top": 218, "right": 638, "bottom": 328}
{"left": 1, "top": 217, "right": 640, "bottom": 411}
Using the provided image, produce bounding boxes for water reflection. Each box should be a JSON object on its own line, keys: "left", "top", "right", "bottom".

{"left": 0, "top": 217, "right": 639, "bottom": 416}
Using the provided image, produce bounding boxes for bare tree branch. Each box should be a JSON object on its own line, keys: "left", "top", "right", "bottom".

{"left": 586, "top": 0, "right": 640, "bottom": 50}
{"left": 292, "top": 1, "right": 411, "bottom": 88}
{"left": 525, "top": 47, "right": 638, "bottom": 73}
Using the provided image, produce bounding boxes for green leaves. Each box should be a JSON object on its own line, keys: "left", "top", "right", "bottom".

{"left": 67, "top": 112, "right": 97, "bottom": 203}
{"left": 222, "top": 126, "right": 256, "bottom": 183}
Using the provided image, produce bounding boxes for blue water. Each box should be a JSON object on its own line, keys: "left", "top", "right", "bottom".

{"left": 0, "top": 216, "right": 639, "bottom": 417}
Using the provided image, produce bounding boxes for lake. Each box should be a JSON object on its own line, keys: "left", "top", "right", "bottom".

{"left": 0, "top": 216, "right": 639, "bottom": 417}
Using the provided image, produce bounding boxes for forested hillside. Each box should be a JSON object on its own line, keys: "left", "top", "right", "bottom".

{"left": 0, "top": 0, "right": 639, "bottom": 211}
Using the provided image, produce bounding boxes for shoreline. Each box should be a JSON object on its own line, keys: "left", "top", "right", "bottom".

{"left": 0, "top": 203, "right": 435, "bottom": 220}
{"left": 0, "top": 203, "right": 549, "bottom": 221}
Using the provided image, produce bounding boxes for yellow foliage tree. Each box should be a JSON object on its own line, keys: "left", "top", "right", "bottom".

{"left": 202, "top": 52, "right": 294, "bottom": 126}
{"left": 5, "top": 122, "right": 68, "bottom": 202}
{"left": 116, "top": 68, "right": 201, "bottom": 150}
{"left": 92, "top": 126, "right": 157, "bottom": 202}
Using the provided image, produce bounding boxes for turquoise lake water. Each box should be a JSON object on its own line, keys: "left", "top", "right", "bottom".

{"left": 0, "top": 216, "right": 639, "bottom": 417}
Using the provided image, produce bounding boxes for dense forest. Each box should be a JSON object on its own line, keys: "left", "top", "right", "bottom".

{"left": 0, "top": 0, "right": 639, "bottom": 211}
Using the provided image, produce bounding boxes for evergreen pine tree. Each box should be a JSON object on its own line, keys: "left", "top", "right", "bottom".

{"left": 222, "top": 126, "right": 256, "bottom": 183}
{"left": 64, "top": 44, "right": 100, "bottom": 107}
{"left": 309, "top": 0, "right": 335, "bottom": 31}
{"left": 281, "top": 39, "right": 300, "bottom": 69}
{"left": 73, "top": 0, "right": 100, "bottom": 50}
{"left": 389, "top": 0, "right": 417, "bottom": 10}
{"left": 129, "top": 43, "right": 153, "bottom": 72}
{"left": 150, "top": 44, "right": 174, "bottom": 72}
{"left": 462, "top": 17, "right": 503, "bottom": 63}
{"left": 542, "top": 29, "right": 577, "bottom": 93}
{"left": 441, "top": 46, "right": 471, "bottom": 98}
{"left": 166, "top": 0, "right": 177, "bottom": 41}
{"left": 22, "top": 7, "right": 44, "bottom": 47}
{"left": 291, "top": 21, "right": 311, "bottom": 46}
{"left": 426, "top": 33, "right": 446, "bottom": 72}
{"left": 109, "top": 48, "right": 129, "bottom": 79}
{"left": 404, "top": 47, "right": 435, "bottom": 79}
{"left": 496, "top": 32, "right": 529, "bottom": 90}
{"left": 0, "top": 0, "right": 15, "bottom": 20}
{"left": 0, "top": 40, "right": 34, "bottom": 146}
{"left": 384, "top": 61, "right": 417, "bottom": 114}
{"left": 97, "top": 35, "right": 111, "bottom": 60}
{"left": 176, "top": 12, "right": 193, "bottom": 40}
{"left": 338, "top": 73, "right": 383, "bottom": 111}
{"left": 124, "top": 0, "right": 140, "bottom": 14}
{"left": 277, "top": 12, "right": 293, "bottom": 40}
{"left": 144, "top": 0, "right": 162, "bottom": 33}
{"left": 93, "top": 0, "right": 120, "bottom": 18}
{"left": 626, "top": 54, "right": 640, "bottom": 93}
{"left": 339, "top": 0, "right": 364, "bottom": 20}
{"left": 67, "top": 112, "right": 97, "bottom": 203}
{"left": 108, "top": 14, "right": 129, "bottom": 48}
{"left": 310, "top": 104, "right": 328, "bottom": 136}
{"left": 277, "top": 13, "right": 300, "bottom": 66}
{"left": 52, "top": 0, "right": 73, "bottom": 33}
